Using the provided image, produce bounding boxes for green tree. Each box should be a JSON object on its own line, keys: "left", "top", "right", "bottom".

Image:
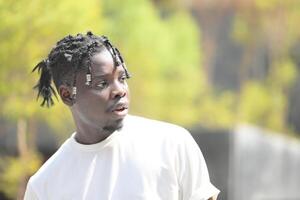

{"left": 231, "top": 0, "right": 300, "bottom": 134}
{"left": 102, "top": 0, "right": 205, "bottom": 125}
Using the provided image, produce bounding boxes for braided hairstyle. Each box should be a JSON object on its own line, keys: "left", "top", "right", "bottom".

{"left": 32, "top": 31, "right": 130, "bottom": 107}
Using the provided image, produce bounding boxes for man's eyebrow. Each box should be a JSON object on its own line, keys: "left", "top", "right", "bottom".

{"left": 93, "top": 70, "right": 125, "bottom": 79}
{"left": 93, "top": 74, "right": 107, "bottom": 78}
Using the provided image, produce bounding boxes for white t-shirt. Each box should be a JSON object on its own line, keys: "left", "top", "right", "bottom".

{"left": 24, "top": 115, "right": 219, "bottom": 200}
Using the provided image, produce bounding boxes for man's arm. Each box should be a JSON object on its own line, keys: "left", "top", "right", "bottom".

{"left": 24, "top": 181, "right": 39, "bottom": 200}
{"left": 208, "top": 194, "right": 218, "bottom": 200}
{"left": 175, "top": 129, "right": 220, "bottom": 200}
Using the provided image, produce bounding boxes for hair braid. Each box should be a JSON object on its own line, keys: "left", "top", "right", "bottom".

{"left": 32, "top": 59, "right": 58, "bottom": 107}
{"left": 32, "top": 31, "right": 130, "bottom": 107}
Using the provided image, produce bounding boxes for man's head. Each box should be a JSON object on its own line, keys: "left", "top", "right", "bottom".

{"left": 33, "top": 32, "right": 130, "bottom": 132}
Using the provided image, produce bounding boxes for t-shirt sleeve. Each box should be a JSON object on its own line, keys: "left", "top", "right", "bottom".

{"left": 176, "top": 129, "right": 220, "bottom": 200}
{"left": 23, "top": 180, "right": 39, "bottom": 200}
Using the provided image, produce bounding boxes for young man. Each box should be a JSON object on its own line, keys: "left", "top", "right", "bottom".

{"left": 24, "top": 32, "right": 220, "bottom": 200}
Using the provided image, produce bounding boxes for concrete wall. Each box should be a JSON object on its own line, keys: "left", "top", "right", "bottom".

{"left": 191, "top": 125, "right": 300, "bottom": 200}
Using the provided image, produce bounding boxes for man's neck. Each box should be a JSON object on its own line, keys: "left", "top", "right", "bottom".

{"left": 74, "top": 125, "right": 114, "bottom": 145}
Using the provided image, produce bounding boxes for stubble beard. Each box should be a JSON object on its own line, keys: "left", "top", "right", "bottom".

{"left": 102, "top": 118, "right": 124, "bottom": 133}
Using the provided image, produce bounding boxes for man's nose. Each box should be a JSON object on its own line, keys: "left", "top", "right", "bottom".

{"left": 110, "top": 81, "right": 126, "bottom": 99}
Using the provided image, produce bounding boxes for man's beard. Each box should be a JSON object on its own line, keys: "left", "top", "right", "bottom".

{"left": 102, "top": 118, "right": 124, "bottom": 133}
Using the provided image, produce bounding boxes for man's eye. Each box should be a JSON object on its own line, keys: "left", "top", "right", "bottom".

{"left": 119, "top": 75, "right": 127, "bottom": 83}
{"left": 96, "top": 81, "right": 108, "bottom": 89}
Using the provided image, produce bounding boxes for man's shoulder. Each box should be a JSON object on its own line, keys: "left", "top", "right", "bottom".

{"left": 126, "top": 115, "right": 190, "bottom": 137}
{"left": 124, "top": 115, "right": 196, "bottom": 155}
{"left": 28, "top": 138, "right": 72, "bottom": 186}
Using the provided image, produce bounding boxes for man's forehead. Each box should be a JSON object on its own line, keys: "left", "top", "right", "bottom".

{"left": 90, "top": 50, "right": 113, "bottom": 66}
{"left": 90, "top": 51, "right": 124, "bottom": 76}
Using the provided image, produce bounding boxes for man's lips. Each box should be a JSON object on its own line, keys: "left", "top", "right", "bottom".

{"left": 108, "top": 102, "right": 129, "bottom": 113}
{"left": 110, "top": 103, "right": 128, "bottom": 117}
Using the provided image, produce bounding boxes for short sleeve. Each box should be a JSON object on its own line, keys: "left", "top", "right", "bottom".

{"left": 176, "top": 129, "right": 220, "bottom": 200}
{"left": 24, "top": 180, "right": 39, "bottom": 200}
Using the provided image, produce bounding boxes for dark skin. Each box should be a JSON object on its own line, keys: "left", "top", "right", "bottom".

{"left": 59, "top": 49, "right": 130, "bottom": 144}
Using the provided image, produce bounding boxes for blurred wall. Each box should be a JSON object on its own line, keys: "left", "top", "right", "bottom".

{"left": 191, "top": 125, "right": 300, "bottom": 200}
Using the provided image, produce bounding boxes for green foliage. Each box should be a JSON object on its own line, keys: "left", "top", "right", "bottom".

{"left": 268, "top": 59, "right": 298, "bottom": 89}
{"left": 232, "top": 16, "right": 256, "bottom": 44}
{"left": 102, "top": 0, "right": 204, "bottom": 125}
{"left": 229, "top": 0, "right": 300, "bottom": 134}
{"left": 0, "top": 152, "right": 42, "bottom": 199}
{"left": 238, "top": 82, "right": 285, "bottom": 131}
{"left": 198, "top": 91, "right": 237, "bottom": 128}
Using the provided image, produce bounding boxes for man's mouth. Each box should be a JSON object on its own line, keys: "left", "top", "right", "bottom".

{"left": 112, "top": 104, "right": 128, "bottom": 111}
{"left": 113, "top": 107, "right": 127, "bottom": 112}
{"left": 110, "top": 103, "right": 129, "bottom": 116}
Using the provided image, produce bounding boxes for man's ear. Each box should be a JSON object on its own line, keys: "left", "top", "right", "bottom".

{"left": 59, "top": 85, "right": 74, "bottom": 106}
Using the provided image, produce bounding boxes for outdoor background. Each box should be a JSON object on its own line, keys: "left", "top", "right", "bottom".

{"left": 0, "top": 0, "right": 300, "bottom": 199}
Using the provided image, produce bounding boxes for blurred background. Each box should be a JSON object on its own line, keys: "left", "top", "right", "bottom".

{"left": 0, "top": 0, "right": 300, "bottom": 199}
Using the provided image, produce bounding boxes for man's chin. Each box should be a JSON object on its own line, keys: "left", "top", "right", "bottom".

{"left": 103, "top": 118, "right": 124, "bottom": 133}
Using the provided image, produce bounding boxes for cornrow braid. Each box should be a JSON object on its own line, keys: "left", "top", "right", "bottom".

{"left": 32, "top": 59, "right": 58, "bottom": 107}
{"left": 32, "top": 31, "right": 130, "bottom": 107}
{"left": 100, "top": 36, "right": 131, "bottom": 79}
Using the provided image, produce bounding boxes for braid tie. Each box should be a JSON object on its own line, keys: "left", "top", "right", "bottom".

{"left": 32, "top": 59, "right": 58, "bottom": 107}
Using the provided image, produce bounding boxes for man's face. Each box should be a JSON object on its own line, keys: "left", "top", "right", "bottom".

{"left": 71, "top": 50, "right": 130, "bottom": 132}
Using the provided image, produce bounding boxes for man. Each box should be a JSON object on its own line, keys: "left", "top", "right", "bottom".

{"left": 24, "top": 32, "right": 220, "bottom": 200}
